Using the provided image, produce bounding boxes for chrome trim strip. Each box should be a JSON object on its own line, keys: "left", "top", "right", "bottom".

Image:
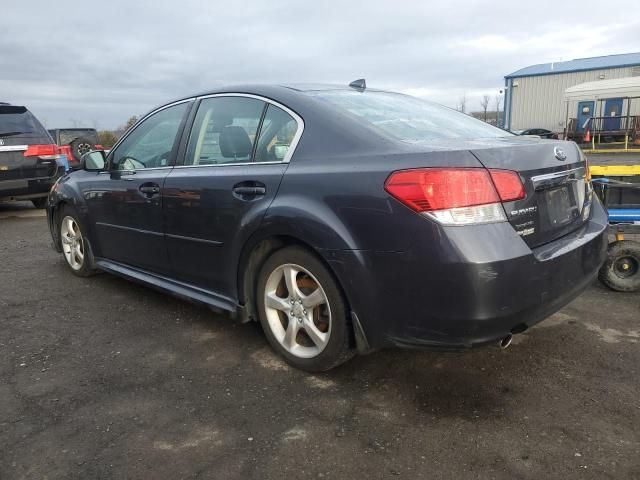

{"left": 95, "top": 221, "right": 164, "bottom": 237}
{"left": 0, "top": 145, "right": 28, "bottom": 152}
{"left": 166, "top": 233, "right": 223, "bottom": 246}
{"left": 97, "top": 166, "right": 174, "bottom": 175}
{"left": 531, "top": 167, "right": 585, "bottom": 191}
{"left": 173, "top": 161, "right": 285, "bottom": 169}
{"left": 531, "top": 167, "right": 584, "bottom": 182}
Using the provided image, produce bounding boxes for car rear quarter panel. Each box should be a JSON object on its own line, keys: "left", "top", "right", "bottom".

{"left": 270, "top": 149, "right": 485, "bottom": 252}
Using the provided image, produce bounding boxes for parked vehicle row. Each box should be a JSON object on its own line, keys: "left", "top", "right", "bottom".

{"left": 0, "top": 103, "right": 64, "bottom": 208}
{"left": 46, "top": 83, "right": 608, "bottom": 371}
{"left": 48, "top": 128, "right": 102, "bottom": 168}
{"left": 0, "top": 104, "right": 104, "bottom": 208}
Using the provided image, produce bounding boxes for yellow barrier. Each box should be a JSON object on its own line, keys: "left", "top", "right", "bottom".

{"left": 589, "top": 165, "right": 640, "bottom": 176}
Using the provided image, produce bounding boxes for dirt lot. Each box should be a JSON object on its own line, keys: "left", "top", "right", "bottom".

{"left": 1, "top": 203, "right": 639, "bottom": 479}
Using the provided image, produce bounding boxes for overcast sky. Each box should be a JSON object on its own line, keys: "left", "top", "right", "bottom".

{"left": 2, "top": 0, "right": 639, "bottom": 129}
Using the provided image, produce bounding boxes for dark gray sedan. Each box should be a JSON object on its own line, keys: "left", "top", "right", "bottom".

{"left": 47, "top": 83, "right": 607, "bottom": 371}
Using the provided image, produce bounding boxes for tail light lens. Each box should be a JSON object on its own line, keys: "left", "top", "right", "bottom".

{"left": 384, "top": 168, "right": 525, "bottom": 226}
{"left": 23, "top": 144, "right": 60, "bottom": 160}
{"left": 488, "top": 169, "right": 526, "bottom": 202}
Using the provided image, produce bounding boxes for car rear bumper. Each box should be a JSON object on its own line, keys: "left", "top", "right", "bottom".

{"left": 324, "top": 197, "right": 609, "bottom": 350}
{"left": 0, "top": 170, "right": 63, "bottom": 201}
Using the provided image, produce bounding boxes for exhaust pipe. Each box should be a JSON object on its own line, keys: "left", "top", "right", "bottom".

{"left": 498, "top": 334, "right": 513, "bottom": 349}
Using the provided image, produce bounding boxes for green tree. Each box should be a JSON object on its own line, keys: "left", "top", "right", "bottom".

{"left": 97, "top": 130, "right": 118, "bottom": 148}
{"left": 124, "top": 115, "right": 138, "bottom": 131}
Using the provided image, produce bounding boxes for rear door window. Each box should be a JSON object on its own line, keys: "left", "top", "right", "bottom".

{"left": 254, "top": 105, "right": 298, "bottom": 162}
{"left": 183, "top": 96, "right": 266, "bottom": 166}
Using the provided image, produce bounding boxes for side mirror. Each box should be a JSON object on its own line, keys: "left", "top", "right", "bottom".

{"left": 81, "top": 150, "right": 106, "bottom": 171}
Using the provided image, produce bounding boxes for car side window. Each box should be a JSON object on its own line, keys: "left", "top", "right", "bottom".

{"left": 254, "top": 105, "right": 298, "bottom": 163}
{"left": 111, "top": 102, "right": 189, "bottom": 171}
{"left": 184, "top": 97, "right": 265, "bottom": 166}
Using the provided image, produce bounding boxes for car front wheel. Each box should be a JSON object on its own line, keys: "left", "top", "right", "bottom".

{"left": 58, "top": 207, "right": 97, "bottom": 277}
{"left": 256, "top": 246, "right": 354, "bottom": 372}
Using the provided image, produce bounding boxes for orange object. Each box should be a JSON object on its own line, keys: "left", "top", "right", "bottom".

{"left": 584, "top": 129, "right": 591, "bottom": 143}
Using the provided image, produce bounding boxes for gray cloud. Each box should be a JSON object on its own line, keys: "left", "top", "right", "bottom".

{"left": 2, "top": 0, "right": 639, "bottom": 128}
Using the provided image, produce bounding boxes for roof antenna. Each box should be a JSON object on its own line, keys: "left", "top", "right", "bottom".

{"left": 349, "top": 78, "right": 366, "bottom": 91}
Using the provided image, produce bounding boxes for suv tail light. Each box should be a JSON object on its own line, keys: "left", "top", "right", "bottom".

{"left": 23, "top": 144, "right": 60, "bottom": 160}
{"left": 384, "top": 168, "right": 525, "bottom": 226}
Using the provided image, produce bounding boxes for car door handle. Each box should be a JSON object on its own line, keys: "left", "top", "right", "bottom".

{"left": 139, "top": 184, "right": 161, "bottom": 196}
{"left": 232, "top": 186, "right": 266, "bottom": 196}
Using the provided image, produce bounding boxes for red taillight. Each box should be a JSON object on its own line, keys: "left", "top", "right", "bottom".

{"left": 384, "top": 167, "right": 526, "bottom": 226}
{"left": 488, "top": 169, "right": 525, "bottom": 202}
{"left": 384, "top": 168, "right": 501, "bottom": 212}
{"left": 23, "top": 144, "right": 59, "bottom": 159}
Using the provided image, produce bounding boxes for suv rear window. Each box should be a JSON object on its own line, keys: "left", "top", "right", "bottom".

{"left": 310, "top": 90, "right": 511, "bottom": 142}
{"left": 56, "top": 129, "right": 99, "bottom": 145}
{"left": 0, "top": 105, "right": 49, "bottom": 138}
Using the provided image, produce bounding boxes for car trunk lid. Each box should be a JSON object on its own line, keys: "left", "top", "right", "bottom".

{"left": 467, "top": 138, "right": 589, "bottom": 248}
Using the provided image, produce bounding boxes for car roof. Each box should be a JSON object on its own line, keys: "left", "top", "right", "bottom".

{"left": 159, "top": 83, "right": 395, "bottom": 113}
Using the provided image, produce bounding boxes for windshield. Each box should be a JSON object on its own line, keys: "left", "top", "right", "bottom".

{"left": 310, "top": 90, "right": 511, "bottom": 142}
{"left": 0, "top": 105, "right": 49, "bottom": 138}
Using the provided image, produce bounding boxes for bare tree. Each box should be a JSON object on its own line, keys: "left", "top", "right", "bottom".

{"left": 494, "top": 93, "right": 503, "bottom": 127}
{"left": 457, "top": 94, "right": 467, "bottom": 114}
{"left": 122, "top": 115, "right": 139, "bottom": 131}
{"left": 480, "top": 95, "right": 490, "bottom": 122}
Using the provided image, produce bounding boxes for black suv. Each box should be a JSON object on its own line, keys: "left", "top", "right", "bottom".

{"left": 0, "top": 103, "right": 63, "bottom": 208}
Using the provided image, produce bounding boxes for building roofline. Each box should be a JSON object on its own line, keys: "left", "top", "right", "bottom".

{"left": 505, "top": 52, "right": 640, "bottom": 79}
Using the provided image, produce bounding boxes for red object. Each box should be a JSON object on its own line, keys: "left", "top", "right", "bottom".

{"left": 488, "top": 169, "right": 526, "bottom": 202}
{"left": 57, "top": 144, "right": 77, "bottom": 164}
{"left": 584, "top": 129, "right": 591, "bottom": 143}
{"left": 23, "top": 144, "right": 59, "bottom": 159}
{"left": 384, "top": 168, "right": 525, "bottom": 213}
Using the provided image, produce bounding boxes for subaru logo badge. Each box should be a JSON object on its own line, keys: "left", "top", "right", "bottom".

{"left": 554, "top": 146, "right": 567, "bottom": 161}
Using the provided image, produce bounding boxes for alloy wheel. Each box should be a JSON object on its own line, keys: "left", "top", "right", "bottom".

{"left": 60, "top": 216, "right": 85, "bottom": 270}
{"left": 77, "top": 143, "right": 93, "bottom": 156}
{"left": 263, "top": 263, "right": 331, "bottom": 358}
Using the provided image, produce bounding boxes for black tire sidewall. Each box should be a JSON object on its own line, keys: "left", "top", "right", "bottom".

{"left": 598, "top": 240, "right": 640, "bottom": 292}
{"left": 256, "top": 246, "right": 353, "bottom": 372}
{"left": 58, "top": 205, "right": 96, "bottom": 277}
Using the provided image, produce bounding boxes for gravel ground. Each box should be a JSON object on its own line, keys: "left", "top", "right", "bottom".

{"left": 1, "top": 203, "right": 639, "bottom": 479}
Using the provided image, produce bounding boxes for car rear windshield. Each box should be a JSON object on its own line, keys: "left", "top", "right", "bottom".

{"left": 0, "top": 105, "right": 49, "bottom": 138}
{"left": 57, "top": 129, "right": 99, "bottom": 145}
{"left": 310, "top": 90, "right": 511, "bottom": 142}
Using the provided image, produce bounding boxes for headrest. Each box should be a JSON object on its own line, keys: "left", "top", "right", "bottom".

{"left": 219, "top": 125, "right": 252, "bottom": 158}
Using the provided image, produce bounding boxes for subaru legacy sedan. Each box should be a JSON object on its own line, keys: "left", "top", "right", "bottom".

{"left": 47, "top": 83, "right": 608, "bottom": 371}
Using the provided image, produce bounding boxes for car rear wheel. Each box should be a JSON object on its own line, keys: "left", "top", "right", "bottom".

{"left": 58, "top": 207, "right": 97, "bottom": 277}
{"left": 598, "top": 240, "right": 640, "bottom": 292}
{"left": 256, "top": 246, "right": 353, "bottom": 372}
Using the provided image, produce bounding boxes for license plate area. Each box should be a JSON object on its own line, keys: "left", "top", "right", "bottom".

{"left": 545, "top": 186, "right": 577, "bottom": 226}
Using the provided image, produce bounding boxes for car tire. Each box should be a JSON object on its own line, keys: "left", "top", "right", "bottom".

{"left": 58, "top": 206, "right": 97, "bottom": 277}
{"left": 256, "top": 246, "right": 354, "bottom": 372}
{"left": 598, "top": 240, "right": 640, "bottom": 292}
{"left": 31, "top": 197, "right": 47, "bottom": 209}
{"left": 69, "top": 136, "right": 97, "bottom": 162}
